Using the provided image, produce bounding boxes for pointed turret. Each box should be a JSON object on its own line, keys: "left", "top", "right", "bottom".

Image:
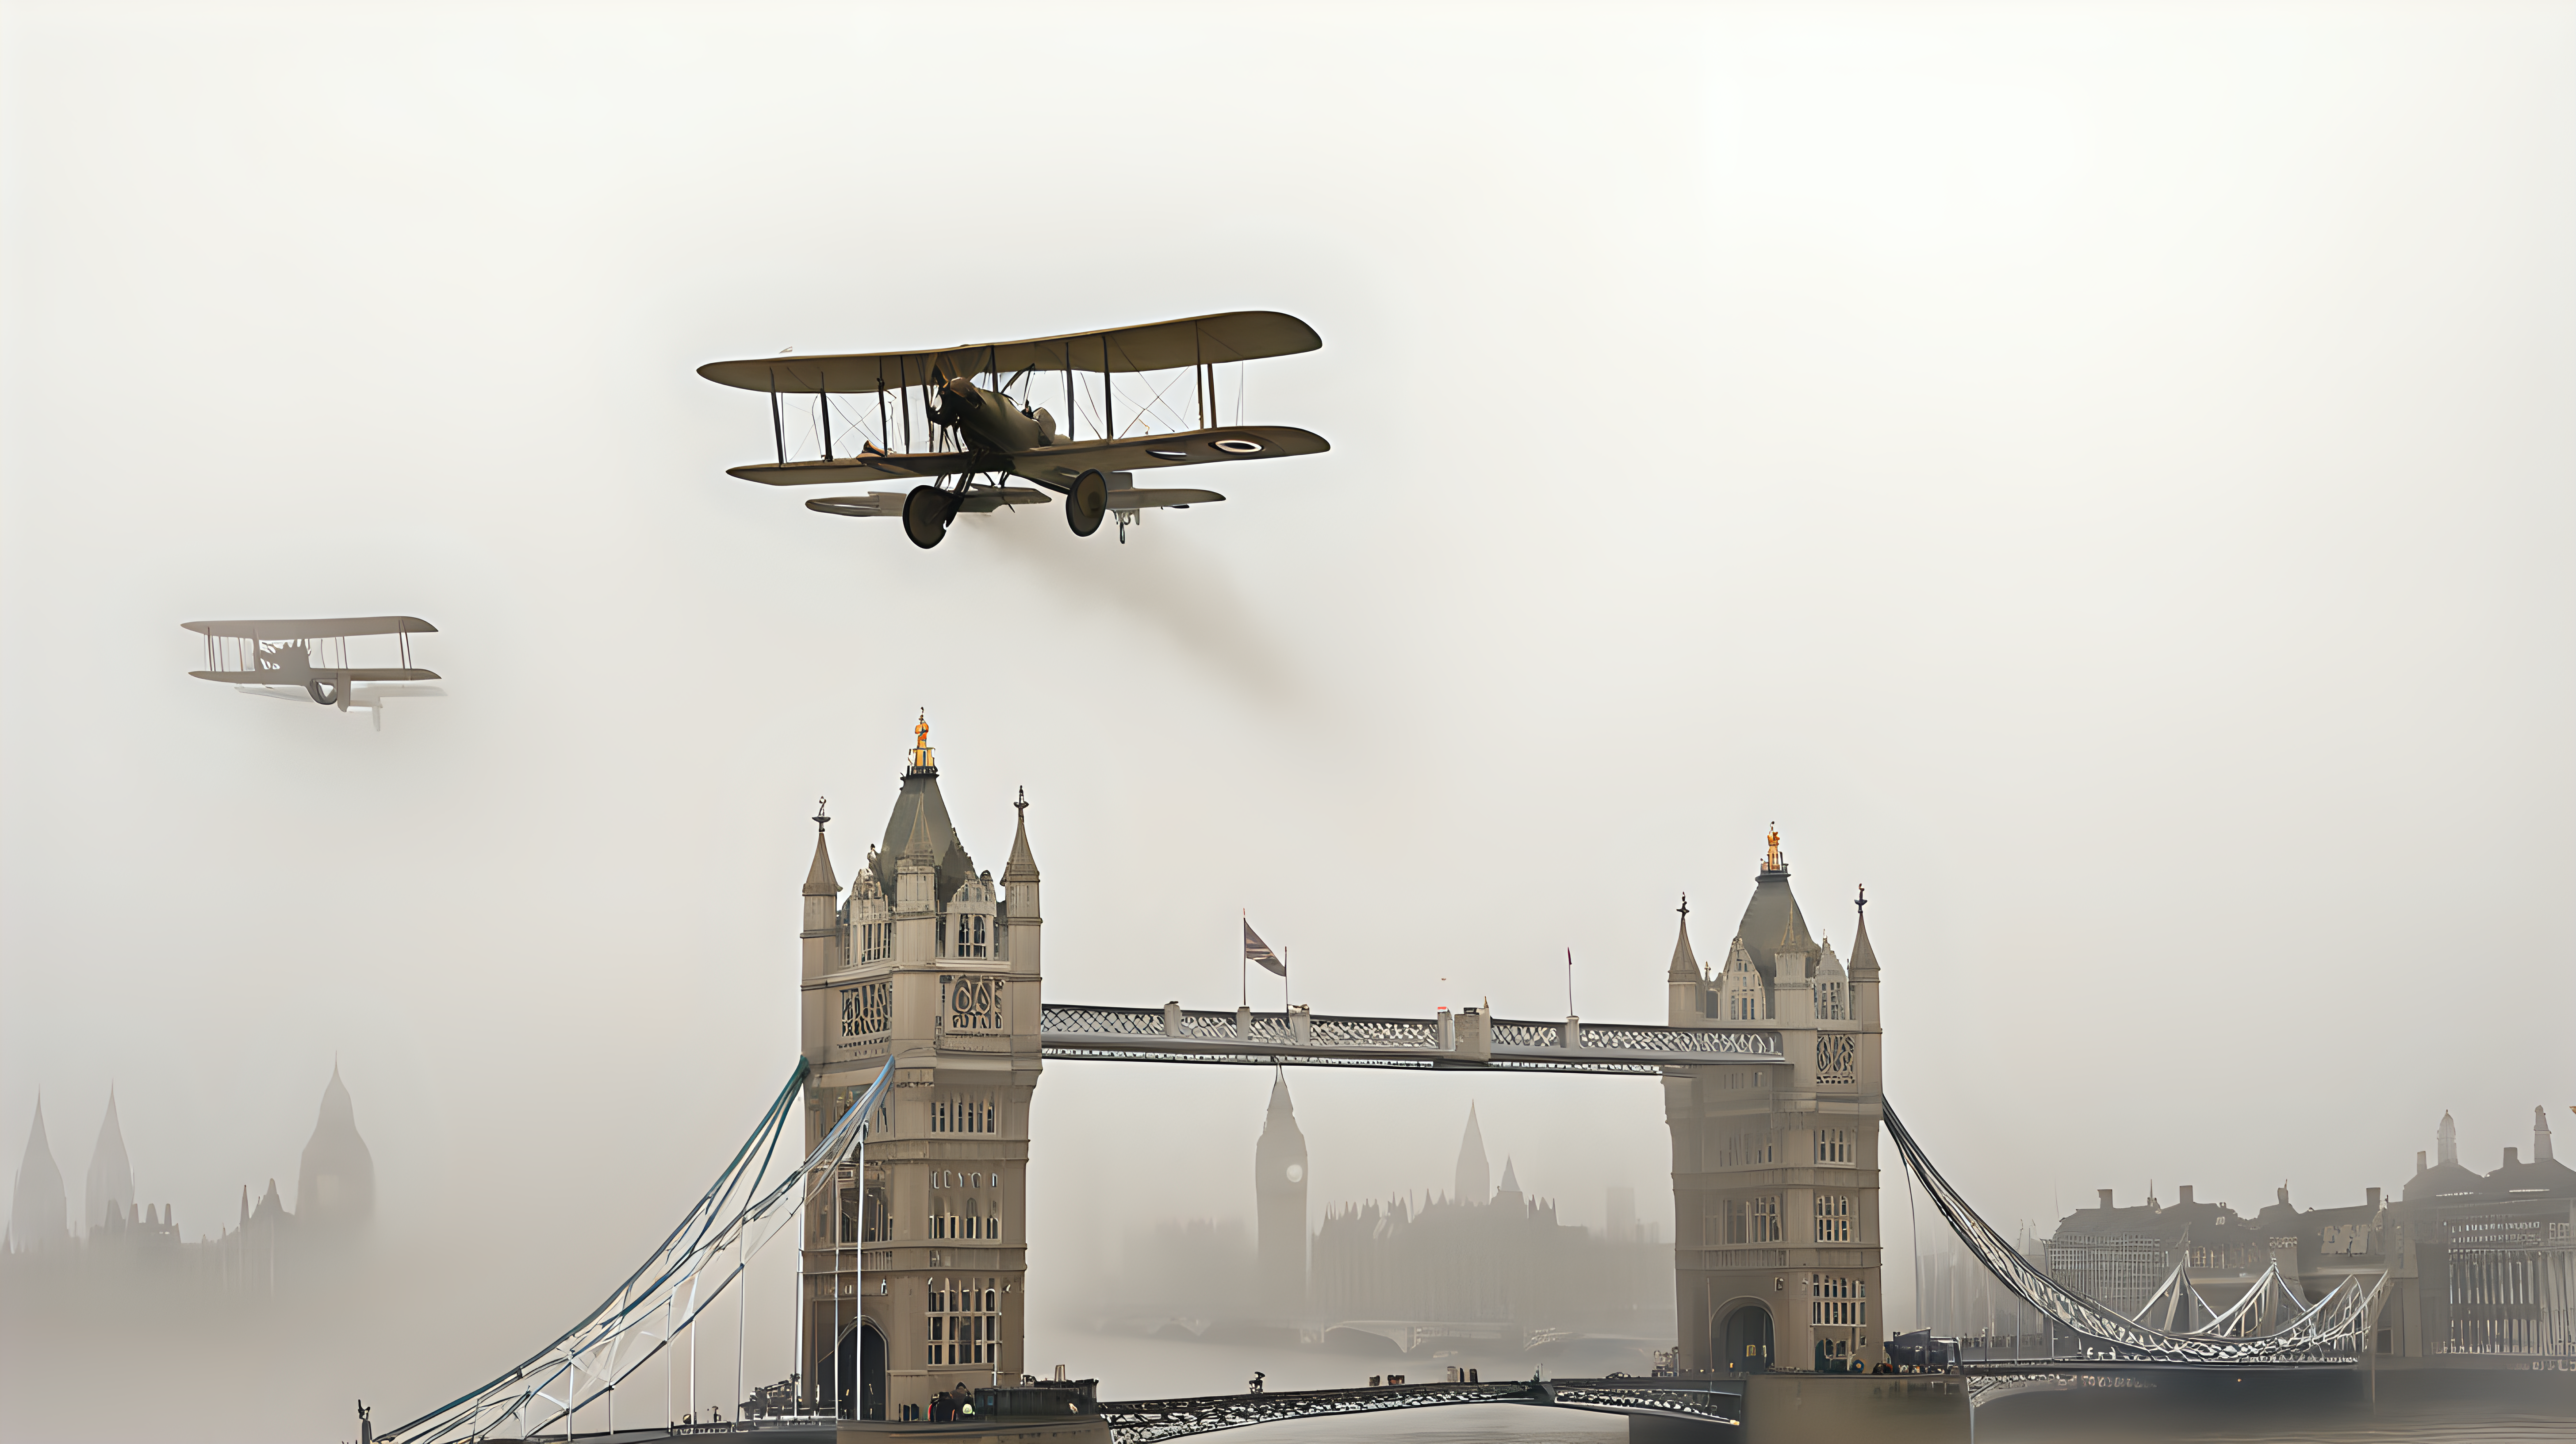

{"left": 8, "top": 1097, "right": 67, "bottom": 1252}
{"left": 1848, "top": 889, "right": 1879, "bottom": 975}
{"left": 1453, "top": 1103, "right": 1491, "bottom": 1205}
{"left": 1669, "top": 895, "right": 1700, "bottom": 981}
{"left": 295, "top": 1062, "right": 376, "bottom": 1229}
{"left": 84, "top": 1087, "right": 133, "bottom": 1233}
{"left": 2538, "top": 1106, "right": 2557, "bottom": 1164}
{"left": 1498, "top": 1156, "right": 1522, "bottom": 1197}
{"left": 801, "top": 798, "right": 845, "bottom": 979}
{"left": 1002, "top": 788, "right": 1042, "bottom": 974}
{"left": 2438, "top": 1110, "right": 2458, "bottom": 1167}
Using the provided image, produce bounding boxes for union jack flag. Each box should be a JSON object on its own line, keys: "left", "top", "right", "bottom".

{"left": 1244, "top": 920, "right": 1286, "bottom": 977}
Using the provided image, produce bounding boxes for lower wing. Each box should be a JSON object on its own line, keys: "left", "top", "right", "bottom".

{"left": 193, "top": 668, "right": 440, "bottom": 683}
{"left": 729, "top": 425, "right": 1326, "bottom": 488}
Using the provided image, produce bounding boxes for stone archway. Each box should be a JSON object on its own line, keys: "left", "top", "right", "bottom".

{"left": 1716, "top": 1301, "right": 1774, "bottom": 1373}
{"left": 834, "top": 1321, "right": 888, "bottom": 1420}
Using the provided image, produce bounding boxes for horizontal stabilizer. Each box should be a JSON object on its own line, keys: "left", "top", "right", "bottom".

{"left": 699, "top": 311, "right": 1321, "bottom": 394}
{"left": 182, "top": 617, "right": 435, "bottom": 641}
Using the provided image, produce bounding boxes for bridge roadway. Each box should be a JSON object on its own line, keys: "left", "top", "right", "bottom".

{"left": 590, "top": 1377, "right": 1746, "bottom": 1442}
{"left": 1040, "top": 1003, "right": 1785, "bottom": 1075}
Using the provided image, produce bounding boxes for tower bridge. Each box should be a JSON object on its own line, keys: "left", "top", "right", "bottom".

{"left": 378, "top": 722, "right": 2389, "bottom": 1444}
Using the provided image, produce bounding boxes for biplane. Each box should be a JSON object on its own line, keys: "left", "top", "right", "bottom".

{"left": 182, "top": 618, "right": 440, "bottom": 721}
{"left": 697, "top": 311, "right": 1330, "bottom": 549}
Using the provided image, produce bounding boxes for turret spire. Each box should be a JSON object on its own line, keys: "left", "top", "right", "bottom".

{"left": 2438, "top": 1110, "right": 2458, "bottom": 1167}
{"left": 1005, "top": 786, "right": 1040, "bottom": 881}
{"left": 803, "top": 796, "right": 839, "bottom": 897}
{"left": 2539, "top": 1106, "right": 2557, "bottom": 1164}
{"left": 1848, "top": 884, "right": 1879, "bottom": 974}
{"left": 1668, "top": 892, "right": 1700, "bottom": 982}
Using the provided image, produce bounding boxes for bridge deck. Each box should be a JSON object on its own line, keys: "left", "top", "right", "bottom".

{"left": 1042, "top": 1004, "right": 1783, "bottom": 1075}
{"left": 1093, "top": 1376, "right": 1743, "bottom": 1442}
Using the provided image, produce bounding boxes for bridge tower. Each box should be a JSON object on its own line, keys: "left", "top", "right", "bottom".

{"left": 798, "top": 718, "right": 1043, "bottom": 1421}
{"left": 1664, "top": 830, "right": 1885, "bottom": 1375}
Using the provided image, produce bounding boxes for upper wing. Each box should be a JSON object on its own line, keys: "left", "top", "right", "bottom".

{"left": 697, "top": 311, "right": 1322, "bottom": 395}
{"left": 182, "top": 617, "right": 436, "bottom": 640}
{"left": 1007, "top": 426, "right": 1328, "bottom": 484}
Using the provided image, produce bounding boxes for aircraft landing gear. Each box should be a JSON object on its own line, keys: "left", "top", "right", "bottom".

{"left": 903, "top": 484, "right": 958, "bottom": 549}
{"left": 1066, "top": 469, "right": 1108, "bottom": 538}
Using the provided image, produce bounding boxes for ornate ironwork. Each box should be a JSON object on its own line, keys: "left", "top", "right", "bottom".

{"left": 1041, "top": 1004, "right": 1784, "bottom": 1075}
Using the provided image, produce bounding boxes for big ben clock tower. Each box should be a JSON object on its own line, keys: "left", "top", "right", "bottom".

{"left": 1254, "top": 1069, "right": 1309, "bottom": 1321}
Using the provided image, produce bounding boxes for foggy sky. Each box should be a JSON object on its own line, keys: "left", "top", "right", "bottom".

{"left": 3, "top": 1, "right": 2570, "bottom": 1436}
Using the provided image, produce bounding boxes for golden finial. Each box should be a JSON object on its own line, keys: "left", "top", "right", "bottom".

{"left": 1763, "top": 824, "right": 1784, "bottom": 873}
{"left": 908, "top": 710, "right": 935, "bottom": 770}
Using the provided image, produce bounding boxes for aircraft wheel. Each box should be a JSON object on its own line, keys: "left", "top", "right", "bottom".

{"left": 1066, "top": 469, "right": 1108, "bottom": 538}
{"left": 902, "top": 485, "right": 956, "bottom": 549}
{"left": 304, "top": 677, "right": 340, "bottom": 707}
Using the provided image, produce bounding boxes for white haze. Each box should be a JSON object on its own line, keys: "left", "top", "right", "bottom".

{"left": 1, "top": 1, "right": 2569, "bottom": 1439}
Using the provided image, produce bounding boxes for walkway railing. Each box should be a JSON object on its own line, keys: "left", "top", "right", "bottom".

{"left": 1042, "top": 1003, "right": 1783, "bottom": 1075}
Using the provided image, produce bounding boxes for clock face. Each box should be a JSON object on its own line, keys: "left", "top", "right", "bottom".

{"left": 1284, "top": 1163, "right": 1305, "bottom": 1184}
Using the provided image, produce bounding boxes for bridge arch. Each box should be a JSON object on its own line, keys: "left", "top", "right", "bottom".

{"left": 832, "top": 1317, "right": 888, "bottom": 1420}
{"left": 1712, "top": 1296, "right": 1774, "bottom": 1373}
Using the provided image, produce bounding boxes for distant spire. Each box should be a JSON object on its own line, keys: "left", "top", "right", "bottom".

{"left": 1454, "top": 1103, "right": 1491, "bottom": 1205}
{"left": 2438, "top": 1110, "right": 2458, "bottom": 1167}
{"left": 804, "top": 797, "right": 839, "bottom": 897}
{"left": 84, "top": 1087, "right": 133, "bottom": 1233}
{"left": 8, "top": 1096, "right": 66, "bottom": 1251}
{"left": 1668, "top": 893, "right": 1700, "bottom": 981}
{"left": 1498, "top": 1156, "right": 1522, "bottom": 1195}
{"left": 2538, "top": 1106, "right": 2557, "bottom": 1164}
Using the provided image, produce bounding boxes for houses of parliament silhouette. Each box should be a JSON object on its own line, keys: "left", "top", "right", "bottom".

{"left": 3, "top": 1064, "right": 376, "bottom": 1297}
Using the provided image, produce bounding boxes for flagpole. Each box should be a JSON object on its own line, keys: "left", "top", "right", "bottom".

{"left": 1242, "top": 909, "right": 1249, "bottom": 1009}
{"left": 1566, "top": 947, "right": 1574, "bottom": 1018}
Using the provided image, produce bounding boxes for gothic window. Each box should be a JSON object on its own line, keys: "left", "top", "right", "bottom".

{"left": 1816, "top": 1128, "right": 1854, "bottom": 1166}
{"left": 944, "top": 975, "right": 1003, "bottom": 1032}
{"left": 840, "top": 981, "right": 891, "bottom": 1041}
{"left": 1815, "top": 1193, "right": 1854, "bottom": 1244}
{"left": 925, "top": 1275, "right": 1002, "bottom": 1367}
{"left": 1815, "top": 1033, "right": 1856, "bottom": 1084}
{"left": 1809, "top": 1274, "right": 1867, "bottom": 1327}
{"left": 931, "top": 1091, "right": 998, "bottom": 1135}
{"left": 1721, "top": 1195, "right": 1783, "bottom": 1244}
{"left": 1816, "top": 980, "right": 1845, "bottom": 1021}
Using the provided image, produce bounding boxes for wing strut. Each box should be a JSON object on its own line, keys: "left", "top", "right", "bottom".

{"left": 769, "top": 369, "right": 785, "bottom": 466}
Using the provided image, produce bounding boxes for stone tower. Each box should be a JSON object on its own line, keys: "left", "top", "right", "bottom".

{"left": 8, "top": 1098, "right": 66, "bottom": 1251}
{"left": 799, "top": 717, "right": 1043, "bottom": 1422}
{"left": 1664, "top": 829, "right": 1886, "bottom": 1374}
{"left": 295, "top": 1063, "right": 376, "bottom": 1230}
{"left": 1254, "top": 1069, "right": 1309, "bottom": 1320}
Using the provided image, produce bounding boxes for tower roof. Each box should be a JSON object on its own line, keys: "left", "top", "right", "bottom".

{"left": 1498, "top": 1156, "right": 1522, "bottom": 1194}
{"left": 1668, "top": 895, "right": 1700, "bottom": 982}
{"left": 1731, "top": 835, "right": 1814, "bottom": 983}
{"left": 872, "top": 718, "right": 976, "bottom": 906}
{"left": 84, "top": 1087, "right": 131, "bottom": 1232}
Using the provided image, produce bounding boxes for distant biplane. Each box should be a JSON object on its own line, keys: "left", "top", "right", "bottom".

{"left": 183, "top": 617, "right": 441, "bottom": 724}
{"left": 697, "top": 311, "right": 1330, "bottom": 549}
